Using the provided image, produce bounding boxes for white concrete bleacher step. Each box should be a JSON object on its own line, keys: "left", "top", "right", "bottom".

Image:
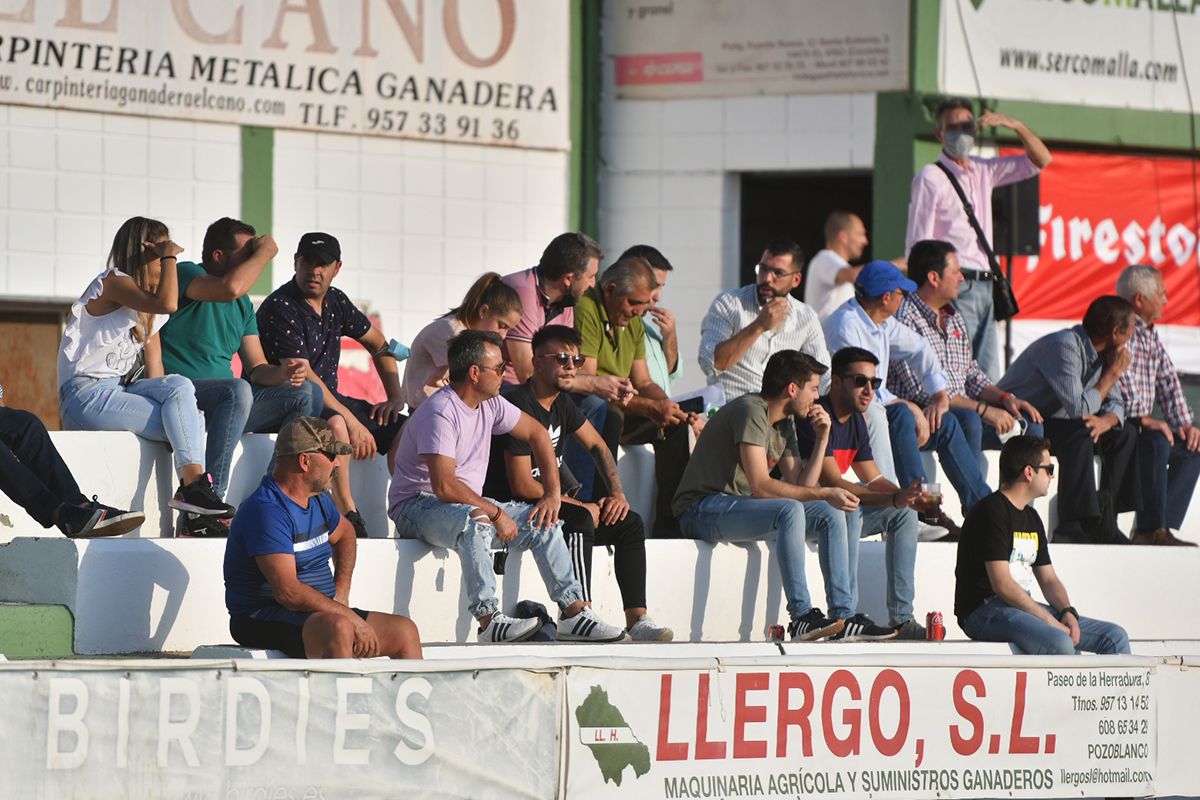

{"left": 4, "top": 533, "right": 1199, "bottom": 656}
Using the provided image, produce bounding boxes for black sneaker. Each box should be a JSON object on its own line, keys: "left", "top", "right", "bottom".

{"left": 787, "top": 608, "right": 844, "bottom": 641}
{"left": 892, "top": 619, "right": 927, "bottom": 640}
{"left": 56, "top": 503, "right": 102, "bottom": 539}
{"left": 345, "top": 509, "right": 368, "bottom": 539}
{"left": 169, "top": 474, "right": 235, "bottom": 518}
{"left": 84, "top": 496, "right": 145, "bottom": 537}
{"left": 177, "top": 512, "right": 229, "bottom": 538}
{"left": 832, "top": 614, "right": 899, "bottom": 641}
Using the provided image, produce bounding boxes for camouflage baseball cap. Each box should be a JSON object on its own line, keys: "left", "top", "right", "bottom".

{"left": 274, "top": 416, "right": 354, "bottom": 459}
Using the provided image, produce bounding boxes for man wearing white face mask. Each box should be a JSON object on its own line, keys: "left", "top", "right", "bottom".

{"left": 906, "top": 98, "right": 1051, "bottom": 381}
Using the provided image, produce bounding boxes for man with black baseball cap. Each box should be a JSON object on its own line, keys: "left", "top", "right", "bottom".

{"left": 224, "top": 417, "right": 422, "bottom": 659}
{"left": 257, "top": 232, "right": 408, "bottom": 538}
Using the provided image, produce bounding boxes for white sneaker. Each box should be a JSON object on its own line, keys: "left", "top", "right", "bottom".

{"left": 917, "top": 522, "right": 950, "bottom": 542}
{"left": 628, "top": 615, "right": 674, "bottom": 642}
{"left": 557, "top": 607, "right": 629, "bottom": 642}
{"left": 478, "top": 613, "right": 540, "bottom": 644}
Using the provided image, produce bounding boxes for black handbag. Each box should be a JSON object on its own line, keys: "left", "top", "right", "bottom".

{"left": 934, "top": 161, "right": 1020, "bottom": 322}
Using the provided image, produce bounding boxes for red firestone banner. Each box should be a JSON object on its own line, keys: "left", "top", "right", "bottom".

{"left": 1009, "top": 149, "right": 1200, "bottom": 326}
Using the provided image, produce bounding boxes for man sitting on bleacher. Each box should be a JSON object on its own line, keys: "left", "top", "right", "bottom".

{"left": 955, "top": 435, "right": 1130, "bottom": 655}
{"left": 0, "top": 382, "right": 144, "bottom": 538}
{"left": 224, "top": 416, "right": 422, "bottom": 659}
{"left": 672, "top": 350, "right": 861, "bottom": 641}
{"left": 388, "top": 330, "right": 628, "bottom": 644}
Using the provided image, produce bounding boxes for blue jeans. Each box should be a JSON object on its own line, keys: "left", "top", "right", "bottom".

{"left": 562, "top": 394, "right": 609, "bottom": 501}
{"left": 886, "top": 402, "right": 992, "bottom": 515}
{"left": 863, "top": 401, "right": 897, "bottom": 484}
{"left": 1135, "top": 426, "right": 1200, "bottom": 531}
{"left": 392, "top": 492, "right": 583, "bottom": 620}
{"left": 192, "top": 378, "right": 252, "bottom": 498}
{"left": 953, "top": 278, "right": 999, "bottom": 381}
{"left": 680, "top": 495, "right": 838, "bottom": 619}
{"left": 948, "top": 407, "right": 1044, "bottom": 482}
{"left": 962, "top": 596, "right": 1130, "bottom": 655}
{"left": 246, "top": 380, "right": 323, "bottom": 433}
{"left": 848, "top": 504, "right": 919, "bottom": 625}
{"left": 60, "top": 374, "right": 205, "bottom": 473}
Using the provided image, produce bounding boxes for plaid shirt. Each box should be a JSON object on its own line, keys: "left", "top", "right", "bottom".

{"left": 890, "top": 294, "right": 990, "bottom": 406}
{"left": 1117, "top": 316, "right": 1193, "bottom": 428}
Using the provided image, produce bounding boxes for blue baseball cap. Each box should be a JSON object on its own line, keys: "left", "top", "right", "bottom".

{"left": 855, "top": 260, "right": 917, "bottom": 298}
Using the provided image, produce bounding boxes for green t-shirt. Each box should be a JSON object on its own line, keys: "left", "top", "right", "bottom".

{"left": 160, "top": 261, "right": 257, "bottom": 380}
{"left": 574, "top": 286, "right": 646, "bottom": 378}
{"left": 672, "top": 393, "right": 799, "bottom": 516}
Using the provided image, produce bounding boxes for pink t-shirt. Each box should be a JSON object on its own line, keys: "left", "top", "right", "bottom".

{"left": 401, "top": 315, "right": 465, "bottom": 411}
{"left": 501, "top": 266, "right": 574, "bottom": 383}
{"left": 387, "top": 385, "right": 522, "bottom": 516}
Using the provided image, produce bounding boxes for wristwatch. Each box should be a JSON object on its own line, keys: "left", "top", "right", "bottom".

{"left": 1059, "top": 606, "right": 1079, "bottom": 622}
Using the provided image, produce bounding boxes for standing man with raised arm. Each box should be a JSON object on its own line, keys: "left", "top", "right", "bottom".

{"left": 257, "top": 232, "right": 407, "bottom": 539}
{"left": 907, "top": 98, "right": 1051, "bottom": 379}
{"left": 699, "top": 239, "right": 830, "bottom": 403}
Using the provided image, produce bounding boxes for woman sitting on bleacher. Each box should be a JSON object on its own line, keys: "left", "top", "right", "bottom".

{"left": 57, "top": 216, "right": 234, "bottom": 527}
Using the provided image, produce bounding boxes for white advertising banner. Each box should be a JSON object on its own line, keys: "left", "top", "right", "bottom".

{"left": 0, "top": 662, "right": 560, "bottom": 799}
{"left": 940, "top": 0, "right": 1193, "bottom": 113}
{"left": 609, "top": 0, "right": 908, "bottom": 100}
{"left": 566, "top": 663, "right": 1157, "bottom": 799}
{"left": 0, "top": 0, "right": 569, "bottom": 150}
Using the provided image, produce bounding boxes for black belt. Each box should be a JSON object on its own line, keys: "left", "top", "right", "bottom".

{"left": 960, "top": 268, "right": 995, "bottom": 282}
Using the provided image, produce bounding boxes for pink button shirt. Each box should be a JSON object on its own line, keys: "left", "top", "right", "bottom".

{"left": 906, "top": 151, "right": 1040, "bottom": 270}
{"left": 501, "top": 266, "right": 574, "bottom": 384}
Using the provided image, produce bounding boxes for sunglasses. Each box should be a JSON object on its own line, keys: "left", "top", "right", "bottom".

{"left": 1033, "top": 463, "right": 1055, "bottom": 476}
{"left": 944, "top": 121, "right": 976, "bottom": 133}
{"left": 540, "top": 352, "right": 585, "bottom": 367}
{"left": 842, "top": 373, "right": 883, "bottom": 390}
{"left": 477, "top": 360, "right": 509, "bottom": 376}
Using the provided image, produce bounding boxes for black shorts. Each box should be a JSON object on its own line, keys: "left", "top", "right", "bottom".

{"left": 229, "top": 606, "right": 369, "bottom": 658}
{"left": 323, "top": 392, "right": 406, "bottom": 452}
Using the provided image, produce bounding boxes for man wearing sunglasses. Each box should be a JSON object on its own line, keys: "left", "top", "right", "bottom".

{"left": 483, "top": 325, "right": 674, "bottom": 641}
{"left": 824, "top": 260, "right": 993, "bottom": 537}
{"left": 907, "top": 98, "right": 1051, "bottom": 381}
{"left": 389, "top": 330, "right": 628, "bottom": 644}
{"left": 699, "top": 239, "right": 830, "bottom": 403}
{"left": 225, "top": 416, "right": 422, "bottom": 659}
{"left": 955, "top": 435, "right": 1129, "bottom": 655}
{"left": 795, "top": 347, "right": 927, "bottom": 640}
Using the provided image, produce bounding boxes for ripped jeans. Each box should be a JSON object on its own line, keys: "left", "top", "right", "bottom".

{"left": 392, "top": 492, "right": 583, "bottom": 619}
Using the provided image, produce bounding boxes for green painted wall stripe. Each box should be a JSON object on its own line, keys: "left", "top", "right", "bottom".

{"left": 0, "top": 603, "right": 74, "bottom": 659}
{"left": 240, "top": 126, "right": 275, "bottom": 295}
{"left": 910, "top": 0, "right": 941, "bottom": 95}
{"left": 569, "top": 0, "right": 600, "bottom": 237}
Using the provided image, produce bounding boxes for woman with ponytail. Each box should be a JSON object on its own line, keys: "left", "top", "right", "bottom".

{"left": 400, "top": 272, "right": 523, "bottom": 410}
{"left": 58, "top": 216, "right": 234, "bottom": 529}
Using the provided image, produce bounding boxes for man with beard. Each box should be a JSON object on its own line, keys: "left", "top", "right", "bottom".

{"left": 257, "top": 232, "right": 407, "bottom": 539}
{"left": 483, "top": 325, "right": 674, "bottom": 641}
{"left": 699, "top": 239, "right": 830, "bottom": 402}
{"left": 224, "top": 417, "right": 422, "bottom": 659}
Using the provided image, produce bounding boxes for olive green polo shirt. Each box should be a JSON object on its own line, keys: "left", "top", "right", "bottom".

{"left": 574, "top": 286, "right": 646, "bottom": 378}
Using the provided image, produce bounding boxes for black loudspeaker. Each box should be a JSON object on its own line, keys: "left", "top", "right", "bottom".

{"left": 991, "top": 176, "right": 1040, "bottom": 256}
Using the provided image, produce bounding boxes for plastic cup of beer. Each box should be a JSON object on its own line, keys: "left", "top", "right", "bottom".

{"left": 919, "top": 482, "right": 942, "bottom": 511}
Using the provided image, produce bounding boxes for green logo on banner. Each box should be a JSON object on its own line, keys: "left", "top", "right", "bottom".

{"left": 970, "top": 0, "right": 986, "bottom": 8}
{"left": 576, "top": 686, "right": 651, "bottom": 786}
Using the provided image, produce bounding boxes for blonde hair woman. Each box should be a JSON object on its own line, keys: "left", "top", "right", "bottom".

{"left": 57, "top": 216, "right": 234, "bottom": 527}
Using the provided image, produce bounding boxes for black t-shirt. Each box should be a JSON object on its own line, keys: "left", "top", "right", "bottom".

{"left": 794, "top": 396, "right": 874, "bottom": 475}
{"left": 482, "top": 382, "right": 585, "bottom": 502}
{"left": 954, "top": 490, "right": 1052, "bottom": 624}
